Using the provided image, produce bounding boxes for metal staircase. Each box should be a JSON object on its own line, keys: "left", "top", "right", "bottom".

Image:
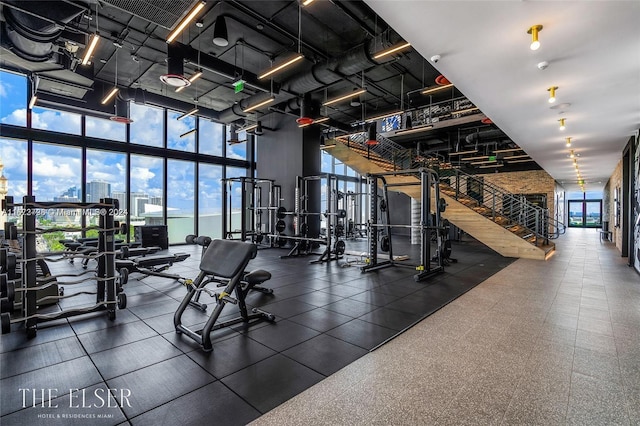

{"left": 325, "top": 132, "right": 563, "bottom": 259}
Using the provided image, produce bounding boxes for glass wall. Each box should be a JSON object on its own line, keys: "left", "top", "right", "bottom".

{"left": 198, "top": 164, "right": 223, "bottom": 239}
{"left": 199, "top": 119, "right": 224, "bottom": 156}
{"left": 167, "top": 159, "right": 195, "bottom": 243}
{"left": 0, "top": 66, "right": 249, "bottom": 245}
{"left": 86, "top": 116, "right": 126, "bottom": 142}
{"left": 0, "top": 70, "right": 27, "bottom": 126}
{"left": 86, "top": 149, "right": 127, "bottom": 228}
{"left": 130, "top": 103, "right": 164, "bottom": 147}
{"left": 31, "top": 106, "right": 81, "bottom": 135}
{"left": 226, "top": 167, "right": 247, "bottom": 238}
{"left": 32, "top": 142, "right": 82, "bottom": 250}
{"left": 130, "top": 155, "right": 164, "bottom": 237}
{"left": 167, "top": 110, "right": 196, "bottom": 152}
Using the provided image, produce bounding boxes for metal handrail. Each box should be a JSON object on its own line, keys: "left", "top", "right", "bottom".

{"left": 330, "top": 134, "right": 560, "bottom": 246}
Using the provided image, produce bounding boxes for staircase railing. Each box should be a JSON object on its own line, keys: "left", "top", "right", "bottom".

{"left": 331, "top": 134, "right": 563, "bottom": 246}
{"left": 438, "top": 168, "right": 552, "bottom": 246}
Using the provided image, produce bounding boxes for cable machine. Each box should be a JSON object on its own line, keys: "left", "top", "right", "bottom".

{"left": 362, "top": 168, "right": 445, "bottom": 282}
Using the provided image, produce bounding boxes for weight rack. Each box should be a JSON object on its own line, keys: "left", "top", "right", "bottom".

{"left": 0, "top": 196, "right": 122, "bottom": 337}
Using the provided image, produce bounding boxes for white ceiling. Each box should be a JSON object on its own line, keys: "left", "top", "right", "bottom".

{"left": 366, "top": 0, "right": 640, "bottom": 192}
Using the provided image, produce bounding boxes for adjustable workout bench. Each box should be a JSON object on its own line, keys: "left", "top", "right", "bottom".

{"left": 174, "top": 239, "right": 275, "bottom": 352}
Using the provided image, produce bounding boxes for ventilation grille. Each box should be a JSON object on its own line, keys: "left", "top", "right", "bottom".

{"left": 102, "top": 0, "right": 198, "bottom": 29}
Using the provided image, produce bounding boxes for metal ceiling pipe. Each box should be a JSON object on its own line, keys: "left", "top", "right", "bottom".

{"left": 1, "top": 0, "right": 85, "bottom": 62}
{"left": 217, "top": 35, "right": 394, "bottom": 123}
{"left": 117, "top": 88, "right": 221, "bottom": 121}
{"left": 464, "top": 129, "right": 505, "bottom": 144}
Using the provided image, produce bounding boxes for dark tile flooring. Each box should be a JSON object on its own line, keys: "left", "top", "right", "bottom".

{"left": 0, "top": 235, "right": 514, "bottom": 425}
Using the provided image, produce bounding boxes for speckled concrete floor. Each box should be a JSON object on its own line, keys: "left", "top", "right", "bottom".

{"left": 251, "top": 228, "right": 640, "bottom": 425}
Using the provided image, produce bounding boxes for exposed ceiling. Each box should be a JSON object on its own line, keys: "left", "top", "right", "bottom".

{"left": 5, "top": 1, "right": 628, "bottom": 180}
{"left": 365, "top": 0, "right": 640, "bottom": 192}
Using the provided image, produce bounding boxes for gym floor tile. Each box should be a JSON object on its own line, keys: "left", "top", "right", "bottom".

{"left": 68, "top": 309, "right": 140, "bottom": 335}
{"left": 0, "top": 322, "right": 77, "bottom": 354}
{"left": 221, "top": 354, "right": 324, "bottom": 414}
{"left": 323, "top": 298, "right": 377, "bottom": 318}
{"left": 186, "top": 334, "right": 276, "bottom": 379}
{"left": 245, "top": 319, "right": 320, "bottom": 352}
{"left": 77, "top": 320, "right": 158, "bottom": 354}
{"left": 106, "top": 355, "right": 216, "bottom": 418}
{"left": 127, "top": 298, "right": 181, "bottom": 320}
{"left": 319, "top": 284, "right": 365, "bottom": 298}
{"left": 326, "top": 318, "right": 398, "bottom": 350}
{"left": 289, "top": 290, "right": 344, "bottom": 307}
{"left": 283, "top": 334, "right": 368, "bottom": 376}
{"left": 348, "top": 289, "right": 400, "bottom": 307}
{"left": 0, "top": 356, "right": 103, "bottom": 417}
{"left": 259, "top": 298, "right": 317, "bottom": 319}
{"left": 90, "top": 335, "right": 183, "bottom": 380}
{"left": 261, "top": 283, "right": 315, "bottom": 300}
{"left": 129, "top": 382, "right": 260, "bottom": 426}
{"left": 288, "top": 307, "right": 354, "bottom": 333}
{"left": 358, "top": 307, "right": 423, "bottom": 331}
{"left": 0, "top": 336, "right": 85, "bottom": 379}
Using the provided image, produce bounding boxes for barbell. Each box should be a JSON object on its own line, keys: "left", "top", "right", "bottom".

{"left": 276, "top": 207, "right": 347, "bottom": 219}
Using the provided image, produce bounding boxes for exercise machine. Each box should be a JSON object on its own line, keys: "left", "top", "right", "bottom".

{"left": 361, "top": 168, "right": 446, "bottom": 282}
{"left": 174, "top": 239, "right": 275, "bottom": 351}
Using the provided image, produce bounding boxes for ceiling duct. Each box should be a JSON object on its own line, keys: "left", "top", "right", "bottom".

{"left": 1, "top": 0, "right": 85, "bottom": 62}
{"left": 464, "top": 129, "right": 506, "bottom": 145}
{"left": 118, "top": 87, "right": 220, "bottom": 121}
{"left": 217, "top": 34, "right": 397, "bottom": 123}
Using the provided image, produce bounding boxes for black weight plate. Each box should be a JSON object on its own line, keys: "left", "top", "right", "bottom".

{"left": 0, "top": 249, "right": 6, "bottom": 270}
{"left": 255, "top": 234, "right": 264, "bottom": 243}
{"left": 381, "top": 235, "right": 390, "bottom": 252}
{"left": 275, "top": 220, "right": 286, "bottom": 233}
{"left": 185, "top": 234, "right": 197, "bottom": 244}
{"left": 338, "top": 209, "right": 347, "bottom": 218}
{"left": 334, "top": 240, "right": 346, "bottom": 255}
{"left": 276, "top": 206, "right": 287, "bottom": 219}
{"left": 439, "top": 198, "right": 447, "bottom": 212}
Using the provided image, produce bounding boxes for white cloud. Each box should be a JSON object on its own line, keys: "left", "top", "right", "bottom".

{"left": 32, "top": 108, "right": 81, "bottom": 134}
{"left": 1, "top": 108, "right": 27, "bottom": 125}
{"left": 33, "top": 156, "right": 77, "bottom": 178}
{"left": 131, "top": 166, "right": 155, "bottom": 181}
{"left": 0, "top": 81, "right": 8, "bottom": 98}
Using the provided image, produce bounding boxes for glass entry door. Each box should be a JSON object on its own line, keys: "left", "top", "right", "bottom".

{"left": 568, "top": 200, "right": 602, "bottom": 228}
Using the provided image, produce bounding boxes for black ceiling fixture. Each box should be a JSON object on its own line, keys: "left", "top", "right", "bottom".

{"left": 160, "top": 43, "right": 190, "bottom": 87}
{"left": 213, "top": 2, "right": 229, "bottom": 47}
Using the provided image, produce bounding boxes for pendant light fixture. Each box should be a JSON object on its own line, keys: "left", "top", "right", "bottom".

{"left": 366, "top": 123, "right": 378, "bottom": 146}
{"left": 565, "top": 137, "right": 572, "bottom": 147}
{"left": 559, "top": 118, "right": 566, "bottom": 130}
{"left": 212, "top": 6, "right": 228, "bottom": 47}
{"left": 82, "top": 4, "right": 100, "bottom": 65}
{"left": 167, "top": 1, "right": 206, "bottom": 44}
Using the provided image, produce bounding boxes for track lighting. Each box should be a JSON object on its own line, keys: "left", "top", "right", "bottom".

{"left": 243, "top": 96, "right": 275, "bottom": 113}
{"left": 422, "top": 83, "right": 454, "bottom": 95}
{"left": 548, "top": 86, "right": 558, "bottom": 103}
{"left": 167, "top": 1, "right": 206, "bottom": 43}
{"left": 180, "top": 128, "right": 197, "bottom": 138}
{"left": 259, "top": 54, "right": 304, "bottom": 80}
{"left": 365, "top": 110, "right": 404, "bottom": 123}
{"left": 527, "top": 25, "right": 543, "bottom": 50}
{"left": 373, "top": 42, "right": 411, "bottom": 60}
{"left": 323, "top": 88, "right": 367, "bottom": 106}
{"left": 28, "top": 95, "right": 37, "bottom": 110}
{"left": 101, "top": 87, "right": 118, "bottom": 105}
{"left": 451, "top": 107, "right": 479, "bottom": 115}
{"left": 449, "top": 150, "right": 478, "bottom": 156}
{"left": 177, "top": 107, "right": 199, "bottom": 120}
{"left": 394, "top": 124, "right": 433, "bottom": 136}
{"left": 82, "top": 33, "right": 100, "bottom": 65}
{"left": 301, "top": 0, "right": 315, "bottom": 5}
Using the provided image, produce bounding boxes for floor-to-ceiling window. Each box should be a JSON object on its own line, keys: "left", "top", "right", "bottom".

{"left": 567, "top": 191, "right": 603, "bottom": 228}
{"left": 167, "top": 159, "right": 195, "bottom": 243}
{"left": 0, "top": 68, "right": 250, "bottom": 245}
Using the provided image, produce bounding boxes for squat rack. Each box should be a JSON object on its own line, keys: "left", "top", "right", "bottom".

{"left": 362, "top": 168, "right": 445, "bottom": 282}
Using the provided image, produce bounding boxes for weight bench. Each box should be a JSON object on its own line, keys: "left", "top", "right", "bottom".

{"left": 116, "top": 252, "right": 190, "bottom": 278}
{"left": 174, "top": 239, "right": 275, "bottom": 352}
